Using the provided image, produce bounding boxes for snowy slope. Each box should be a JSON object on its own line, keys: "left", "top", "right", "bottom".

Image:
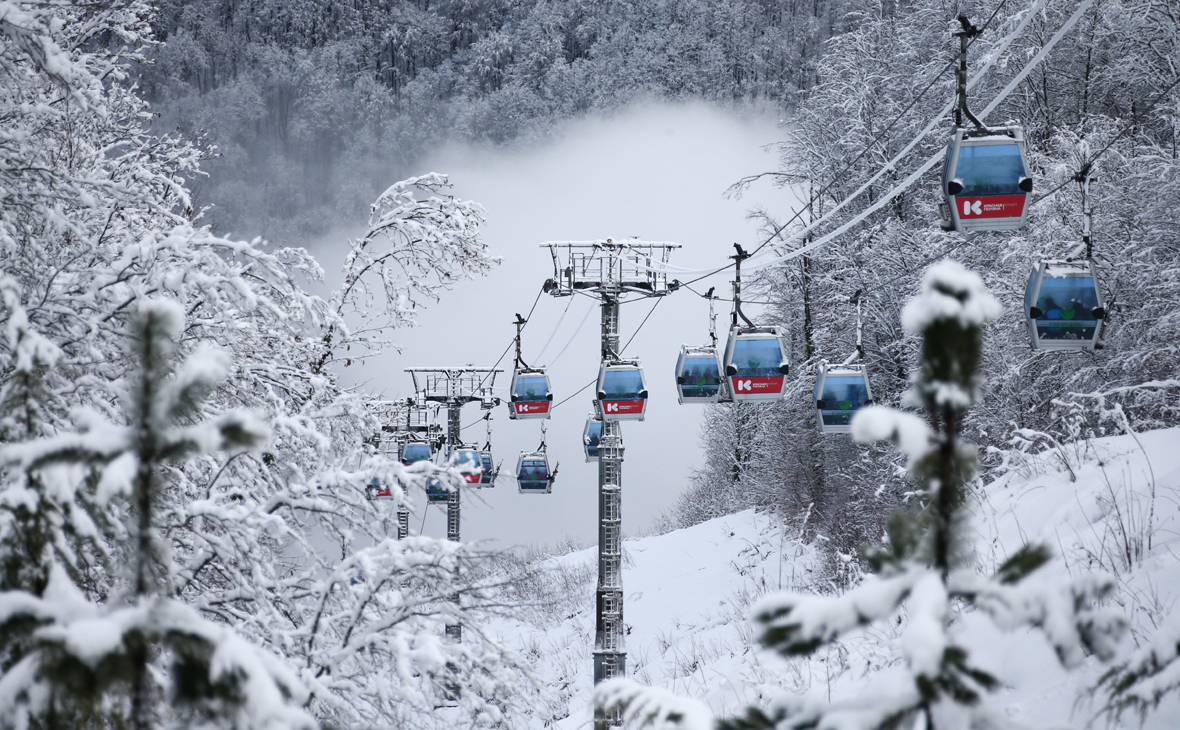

{"left": 492, "top": 426, "right": 1180, "bottom": 729}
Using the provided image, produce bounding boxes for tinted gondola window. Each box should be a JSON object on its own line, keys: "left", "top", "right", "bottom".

{"left": 425, "top": 477, "right": 448, "bottom": 501}
{"left": 602, "top": 370, "right": 643, "bottom": 399}
{"left": 403, "top": 443, "right": 431, "bottom": 464}
{"left": 1034, "top": 277, "right": 1100, "bottom": 340}
{"left": 585, "top": 421, "right": 602, "bottom": 458}
{"left": 518, "top": 459, "right": 549, "bottom": 486}
{"left": 680, "top": 356, "right": 721, "bottom": 398}
{"left": 514, "top": 376, "right": 549, "bottom": 401}
{"left": 818, "top": 375, "right": 870, "bottom": 426}
{"left": 955, "top": 144, "right": 1026, "bottom": 197}
{"left": 450, "top": 450, "right": 479, "bottom": 470}
{"left": 731, "top": 339, "right": 783, "bottom": 378}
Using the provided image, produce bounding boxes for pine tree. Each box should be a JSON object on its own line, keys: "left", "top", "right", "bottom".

{"left": 596, "top": 261, "right": 1127, "bottom": 730}
{"left": 0, "top": 300, "right": 312, "bottom": 730}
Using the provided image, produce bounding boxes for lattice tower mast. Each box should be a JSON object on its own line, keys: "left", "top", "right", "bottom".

{"left": 541, "top": 239, "right": 679, "bottom": 730}
{"left": 405, "top": 367, "right": 501, "bottom": 641}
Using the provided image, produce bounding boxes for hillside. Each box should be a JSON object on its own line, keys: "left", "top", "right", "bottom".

{"left": 493, "top": 426, "right": 1180, "bottom": 729}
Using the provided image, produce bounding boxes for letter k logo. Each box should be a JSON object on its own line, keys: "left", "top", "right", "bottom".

{"left": 738, "top": 380, "right": 752, "bottom": 391}
{"left": 607, "top": 402, "right": 619, "bottom": 412}
{"left": 962, "top": 199, "right": 982, "bottom": 216}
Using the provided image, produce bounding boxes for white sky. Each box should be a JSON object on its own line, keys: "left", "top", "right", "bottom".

{"left": 313, "top": 100, "right": 799, "bottom": 549}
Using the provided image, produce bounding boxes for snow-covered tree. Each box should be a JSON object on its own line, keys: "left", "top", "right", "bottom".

{"left": 0, "top": 2, "right": 529, "bottom": 727}
{"left": 596, "top": 261, "right": 1127, "bottom": 730}
{"left": 0, "top": 300, "right": 311, "bottom": 730}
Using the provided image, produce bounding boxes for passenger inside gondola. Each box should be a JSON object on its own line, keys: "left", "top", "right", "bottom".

{"left": 602, "top": 369, "right": 644, "bottom": 399}
{"left": 731, "top": 339, "right": 784, "bottom": 378}
{"left": 1033, "top": 277, "right": 1100, "bottom": 340}
{"left": 585, "top": 422, "right": 601, "bottom": 456}
{"left": 954, "top": 143, "right": 1027, "bottom": 197}
{"left": 680, "top": 356, "right": 721, "bottom": 398}
{"left": 425, "top": 477, "right": 449, "bottom": 501}
{"left": 818, "top": 375, "right": 870, "bottom": 426}
{"left": 519, "top": 459, "right": 549, "bottom": 488}
{"left": 514, "top": 375, "right": 549, "bottom": 402}
{"left": 402, "top": 442, "right": 430, "bottom": 465}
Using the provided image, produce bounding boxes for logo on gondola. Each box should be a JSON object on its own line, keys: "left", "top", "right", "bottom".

{"left": 606, "top": 402, "right": 619, "bottom": 412}
{"left": 963, "top": 200, "right": 982, "bottom": 216}
{"left": 737, "top": 380, "right": 752, "bottom": 391}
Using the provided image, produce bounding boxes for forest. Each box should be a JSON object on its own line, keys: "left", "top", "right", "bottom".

{"left": 1, "top": 0, "right": 1178, "bottom": 729}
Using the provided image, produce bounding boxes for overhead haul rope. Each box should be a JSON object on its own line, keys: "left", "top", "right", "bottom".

{"left": 552, "top": 296, "right": 667, "bottom": 412}
{"left": 634, "top": 0, "right": 1038, "bottom": 282}
{"left": 700, "top": 0, "right": 1097, "bottom": 277}
{"left": 641, "top": 0, "right": 1085, "bottom": 286}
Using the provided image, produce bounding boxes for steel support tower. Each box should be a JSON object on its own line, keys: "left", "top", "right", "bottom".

{"left": 542, "top": 239, "right": 679, "bottom": 730}
{"left": 405, "top": 367, "right": 501, "bottom": 641}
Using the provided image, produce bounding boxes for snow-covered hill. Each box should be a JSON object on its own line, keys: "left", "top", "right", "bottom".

{"left": 492, "top": 426, "right": 1180, "bottom": 729}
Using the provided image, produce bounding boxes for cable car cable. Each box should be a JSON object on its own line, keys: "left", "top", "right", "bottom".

{"left": 728, "top": 0, "right": 1017, "bottom": 264}
{"left": 633, "top": 0, "right": 1034, "bottom": 286}
{"left": 674, "top": 0, "right": 1096, "bottom": 281}
{"left": 619, "top": 298, "right": 663, "bottom": 356}
{"left": 533, "top": 294, "right": 574, "bottom": 362}
{"left": 548, "top": 299, "right": 596, "bottom": 366}
{"left": 474, "top": 286, "right": 545, "bottom": 392}
{"left": 1029, "top": 72, "right": 1180, "bottom": 208}
{"left": 552, "top": 295, "right": 667, "bottom": 413}
{"left": 638, "top": 0, "right": 1078, "bottom": 286}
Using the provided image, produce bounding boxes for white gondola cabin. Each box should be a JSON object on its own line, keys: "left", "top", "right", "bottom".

{"left": 940, "top": 126, "right": 1032, "bottom": 232}
{"left": 479, "top": 448, "right": 496, "bottom": 487}
{"left": 448, "top": 447, "right": 483, "bottom": 485}
{"left": 675, "top": 346, "right": 724, "bottom": 404}
{"left": 400, "top": 441, "right": 432, "bottom": 466}
{"left": 814, "top": 363, "right": 874, "bottom": 434}
{"left": 596, "top": 361, "right": 648, "bottom": 421}
{"left": 723, "top": 327, "right": 789, "bottom": 402}
{"left": 1024, "top": 259, "right": 1106, "bottom": 350}
{"left": 509, "top": 368, "right": 552, "bottom": 420}
{"left": 583, "top": 416, "right": 602, "bottom": 463}
{"left": 516, "top": 451, "right": 552, "bottom": 494}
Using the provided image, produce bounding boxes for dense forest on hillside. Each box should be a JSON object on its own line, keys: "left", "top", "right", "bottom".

{"left": 143, "top": 0, "right": 853, "bottom": 240}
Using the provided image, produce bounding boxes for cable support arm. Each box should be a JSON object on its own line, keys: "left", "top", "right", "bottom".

{"left": 953, "top": 16, "right": 988, "bottom": 132}
{"left": 730, "top": 244, "right": 754, "bottom": 328}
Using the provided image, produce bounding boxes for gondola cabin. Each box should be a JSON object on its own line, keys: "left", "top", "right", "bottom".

{"left": 596, "top": 362, "right": 648, "bottom": 421}
{"left": 940, "top": 126, "right": 1031, "bottom": 232}
{"left": 583, "top": 416, "right": 602, "bottom": 462}
{"left": 516, "top": 452, "right": 552, "bottom": 494}
{"left": 448, "top": 447, "right": 483, "bottom": 484}
{"left": 479, "top": 449, "right": 496, "bottom": 486}
{"left": 400, "top": 441, "right": 432, "bottom": 467}
{"left": 723, "top": 327, "right": 789, "bottom": 402}
{"left": 675, "top": 346, "right": 724, "bottom": 404}
{"left": 814, "top": 364, "right": 874, "bottom": 434}
{"left": 509, "top": 368, "right": 552, "bottom": 420}
{"left": 1024, "top": 259, "right": 1106, "bottom": 350}
{"left": 366, "top": 477, "right": 394, "bottom": 499}
{"left": 425, "top": 476, "right": 450, "bottom": 503}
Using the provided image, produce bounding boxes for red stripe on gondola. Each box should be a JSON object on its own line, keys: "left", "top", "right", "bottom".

{"left": 600, "top": 399, "right": 645, "bottom": 414}
{"left": 368, "top": 487, "right": 393, "bottom": 498}
{"left": 729, "top": 376, "right": 785, "bottom": 394}
{"left": 957, "top": 194, "right": 1026, "bottom": 219}
{"left": 515, "top": 402, "right": 551, "bottom": 415}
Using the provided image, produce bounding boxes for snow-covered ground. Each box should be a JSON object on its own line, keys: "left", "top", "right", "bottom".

{"left": 490, "top": 426, "right": 1180, "bottom": 729}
